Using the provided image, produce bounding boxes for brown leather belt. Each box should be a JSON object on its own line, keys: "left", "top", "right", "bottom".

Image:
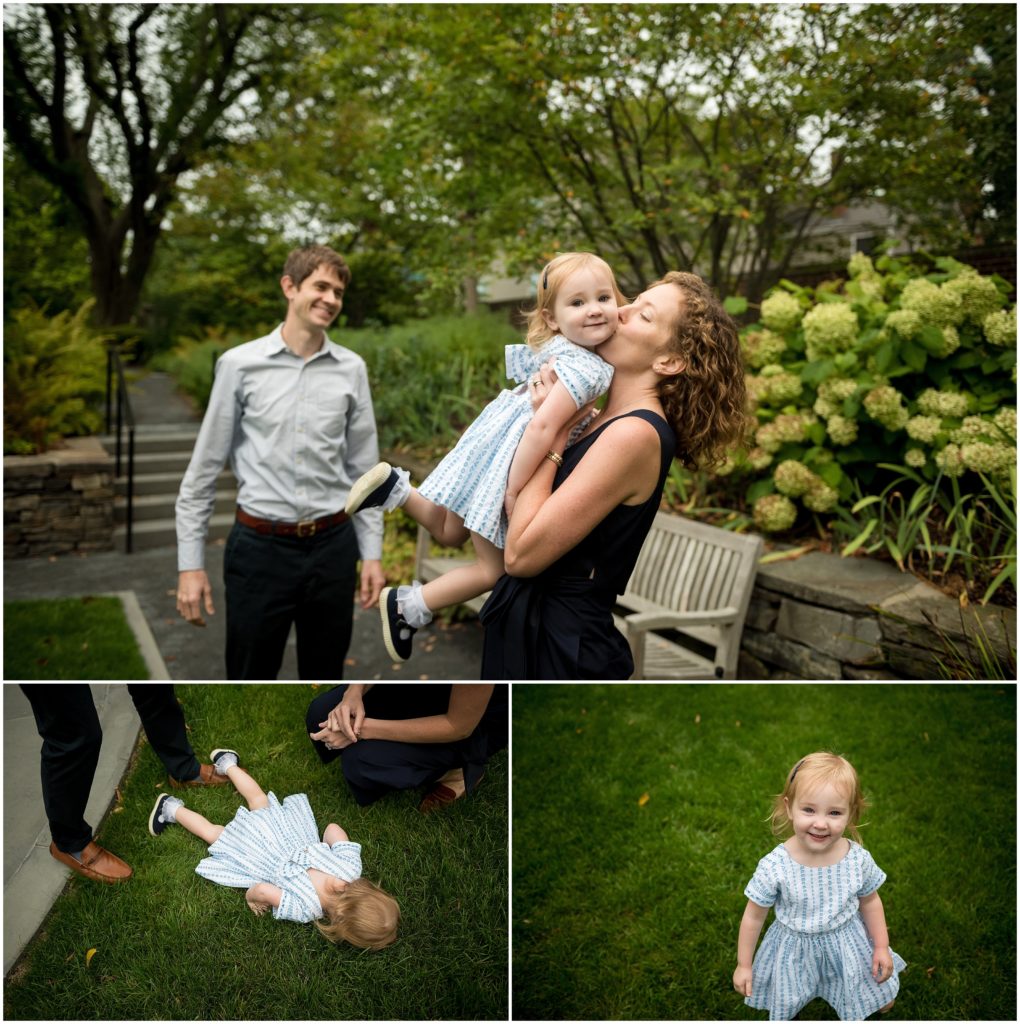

{"left": 235, "top": 507, "right": 349, "bottom": 538}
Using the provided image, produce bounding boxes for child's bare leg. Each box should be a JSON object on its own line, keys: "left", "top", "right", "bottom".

{"left": 404, "top": 492, "right": 471, "bottom": 548}
{"left": 421, "top": 532, "right": 504, "bottom": 612}
{"left": 175, "top": 806, "right": 225, "bottom": 845}
{"left": 224, "top": 764, "right": 269, "bottom": 810}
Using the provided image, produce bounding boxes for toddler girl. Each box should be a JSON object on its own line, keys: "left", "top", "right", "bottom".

{"left": 733, "top": 751, "right": 906, "bottom": 1020}
{"left": 345, "top": 251, "right": 623, "bottom": 661}
{"left": 149, "top": 748, "right": 399, "bottom": 949}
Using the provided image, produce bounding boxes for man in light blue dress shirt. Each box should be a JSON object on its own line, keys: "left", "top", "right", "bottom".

{"left": 175, "top": 245, "right": 385, "bottom": 678}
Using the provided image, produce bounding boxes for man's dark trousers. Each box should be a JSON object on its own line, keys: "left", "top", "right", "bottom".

{"left": 21, "top": 684, "right": 201, "bottom": 854}
{"left": 223, "top": 519, "right": 359, "bottom": 679}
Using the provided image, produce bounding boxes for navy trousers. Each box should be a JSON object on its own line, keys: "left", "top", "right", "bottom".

{"left": 223, "top": 519, "right": 359, "bottom": 680}
{"left": 21, "top": 684, "right": 200, "bottom": 853}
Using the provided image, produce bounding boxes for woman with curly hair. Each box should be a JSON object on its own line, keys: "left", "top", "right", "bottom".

{"left": 480, "top": 270, "right": 749, "bottom": 679}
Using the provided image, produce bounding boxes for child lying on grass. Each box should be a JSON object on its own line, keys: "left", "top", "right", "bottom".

{"left": 149, "top": 748, "right": 399, "bottom": 949}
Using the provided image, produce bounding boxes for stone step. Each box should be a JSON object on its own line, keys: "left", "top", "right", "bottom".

{"left": 98, "top": 427, "right": 199, "bottom": 455}
{"left": 114, "top": 490, "right": 237, "bottom": 523}
{"left": 117, "top": 469, "right": 235, "bottom": 496}
{"left": 122, "top": 450, "right": 197, "bottom": 475}
{"left": 115, "top": 512, "right": 235, "bottom": 553}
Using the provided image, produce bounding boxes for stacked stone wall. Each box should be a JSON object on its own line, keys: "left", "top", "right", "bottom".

{"left": 4, "top": 439, "right": 115, "bottom": 558}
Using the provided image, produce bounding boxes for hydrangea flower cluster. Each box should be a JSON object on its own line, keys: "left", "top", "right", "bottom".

{"left": 983, "top": 307, "right": 1016, "bottom": 347}
{"left": 847, "top": 252, "right": 876, "bottom": 279}
{"left": 813, "top": 376, "right": 858, "bottom": 418}
{"left": 803, "top": 482, "right": 839, "bottom": 512}
{"left": 753, "top": 493, "right": 797, "bottom": 533}
{"left": 741, "top": 328, "right": 788, "bottom": 369}
{"left": 905, "top": 415, "right": 943, "bottom": 444}
{"left": 949, "top": 415, "right": 993, "bottom": 444}
{"left": 993, "top": 407, "right": 1017, "bottom": 440}
{"left": 826, "top": 414, "right": 858, "bottom": 446}
{"left": 942, "top": 269, "right": 1003, "bottom": 325}
{"left": 883, "top": 309, "right": 921, "bottom": 340}
{"left": 760, "top": 292, "right": 802, "bottom": 334}
{"left": 917, "top": 388, "right": 969, "bottom": 419}
{"left": 960, "top": 441, "right": 1013, "bottom": 476}
{"left": 773, "top": 459, "right": 818, "bottom": 497}
{"left": 755, "top": 413, "right": 815, "bottom": 453}
{"left": 899, "top": 278, "right": 963, "bottom": 328}
{"left": 863, "top": 386, "right": 909, "bottom": 431}
{"left": 759, "top": 364, "right": 802, "bottom": 404}
{"left": 934, "top": 444, "right": 966, "bottom": 477}
{"left": 904, "top": 448, "right": 927, "bottom": 468}
{"left": 802, "top": 302, "right": 859, "bottom": 361}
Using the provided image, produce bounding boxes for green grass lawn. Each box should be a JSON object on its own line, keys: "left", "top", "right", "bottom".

{"left": 3, "top": 597, "right": 149, "bottom": 680}
{"left": 4, "top": 684, "right": 508, "bottom": 1020}
{"left": 513, "top": 683, "right": 1015, "bottom": 1021}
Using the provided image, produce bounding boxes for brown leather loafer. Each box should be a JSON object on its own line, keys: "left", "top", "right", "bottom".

{"left": 419, "top": 782, "right": 460, "bottom": 814}
{"left": 169, "top": 763, "right": 229, "bottom": 788}
{"left": 50, "top": 841, "right": 132, "bottom": 883}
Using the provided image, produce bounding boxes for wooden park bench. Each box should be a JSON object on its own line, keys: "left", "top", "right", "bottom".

{"left": 413, "top": 510, "right": 763, "bottom": 679}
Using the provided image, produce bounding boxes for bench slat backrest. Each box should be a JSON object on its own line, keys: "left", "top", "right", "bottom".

{"left": 623, "top": 512, "right": 761, "bottom": 616}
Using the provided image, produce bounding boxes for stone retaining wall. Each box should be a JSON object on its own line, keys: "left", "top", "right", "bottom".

{"left": 739, "top": 550, "right": 1016, "bottom": 679}
{"left": 4, "top": 438, "right": 115, "bottom": 558}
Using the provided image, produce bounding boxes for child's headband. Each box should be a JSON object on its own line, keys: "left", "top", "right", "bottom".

{"left": 789, "top": 758, "right": 806, "bottom": 784}
{"left": 543, "top": 267, "right": 549, "bottom": 290}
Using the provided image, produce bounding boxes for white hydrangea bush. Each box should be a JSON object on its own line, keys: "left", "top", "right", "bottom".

{"left": 740, "top": 253, "right": 1015, "bottom": 533}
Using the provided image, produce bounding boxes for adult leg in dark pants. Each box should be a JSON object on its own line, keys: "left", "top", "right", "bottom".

{"left": 21, "top": 684, "right": 133, "bottom": 883}
{"left": 306, "top": 685, "right": 463, "bottom": 805}
{"left": 224, "top": 522, "right": 358, "bottom": 680}
{"left": 126, "top": 684, "right": 201, "bottom": 782}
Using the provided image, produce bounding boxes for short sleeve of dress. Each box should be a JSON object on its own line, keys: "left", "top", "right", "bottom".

{"left": 744, "top": 854, "right": 779, "bottom": 907}
{"left": 549, "top": 346, "right": 614, "bottom": 410}
{"left": 328, "top": 841, "right": 363, "bottom": 881}
{"left": 856, "top": 847, "right": 887, "bottom": 897}
{"left": 273, "top": 883, "right": 321, "bottom": 924}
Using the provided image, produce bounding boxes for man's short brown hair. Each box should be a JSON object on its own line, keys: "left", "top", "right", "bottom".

{"left": 282, "top": 245, "right": 351, "bottom": 289}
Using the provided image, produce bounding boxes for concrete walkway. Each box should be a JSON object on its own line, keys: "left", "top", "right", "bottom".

{"left": 3, "top": 684, "right": 140, "bottom": 975}
{"left": 4, "top": 371, "right": 485, "bottom": 681}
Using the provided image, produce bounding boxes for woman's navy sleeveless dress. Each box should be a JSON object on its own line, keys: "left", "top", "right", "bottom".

{"left": 480, "top": 409, "right": 676, "bottom": 679}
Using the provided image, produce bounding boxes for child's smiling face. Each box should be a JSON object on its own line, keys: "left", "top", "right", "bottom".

{"left": 784, "top": 781, "right": 851, "bottom": 858}
{"left": 542, "top": 265, "right": 619, "bottom": 348}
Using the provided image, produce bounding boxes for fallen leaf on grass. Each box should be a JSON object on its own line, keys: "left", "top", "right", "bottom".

{"left": 575, "top": 727, "right": 583, "bottom": 734}
{"left": 638, "top": 792, "right": 650, "bottom": 807}
{"left": 735, "top": 720, "right": 741, "bottom": 728}
{"left": 926, "top": 966, "right": 935, "bottom": 977}
{"left": 81, "top": 642, "right": 89, "bottom": 651}
{"left": 694, "top": 713, "right": 701, "bottom": 724}
{"left": 86, "top": 948, "right": 97, "bottom": 968}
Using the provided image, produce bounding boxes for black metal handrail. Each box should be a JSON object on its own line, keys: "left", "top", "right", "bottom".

{"left": 105, "top": 344, "right": 136, "bottom": 554}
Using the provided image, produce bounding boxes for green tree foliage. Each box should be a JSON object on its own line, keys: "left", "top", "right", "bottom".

{"left": 3, "top": 3, "right": 311, "bottom": 328}
{"left": 3, "top": 301, "right": 110, "bottom": 454}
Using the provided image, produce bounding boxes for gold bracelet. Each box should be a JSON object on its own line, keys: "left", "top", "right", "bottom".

{"left": 545, "top": 450, "right": 564, "bottom": 466}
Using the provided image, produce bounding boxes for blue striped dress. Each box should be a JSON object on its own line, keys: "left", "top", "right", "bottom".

{"left": 417, "top": 335, "right": 613, "bottom": 548}
{"left": 744, "top": 841, "right": 906, "bottom": 1020}
{"left": 195, "top": 792, "right": 362, "bottom": 924}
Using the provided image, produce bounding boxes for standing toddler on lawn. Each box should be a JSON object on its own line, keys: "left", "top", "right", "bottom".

{"left": 733, "top": 751, "right": 906, "bottom": 1020}
{"left": 149, "top": 749, "right": 399, "bottom": 949}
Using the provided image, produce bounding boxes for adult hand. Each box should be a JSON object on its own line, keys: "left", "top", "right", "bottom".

{"left": 872, "top": 946, "right": 893, "bottom": 983}
{"left": 309, "top": 724, "right": 356, "bottom": 751}
{"left": 359, "top": 559, "right": 385, "bottom": 610}
{"left": 732, "top": 965, "right": 753, "bottom": 997}
{"left": 528, "top": 357, "right": 558, "bottom": 411}
{"left": 325, "top": 690, "right": 365, "bottom": 743}
{"left": 177, "top": 569, "right": 214, "bottom": 626}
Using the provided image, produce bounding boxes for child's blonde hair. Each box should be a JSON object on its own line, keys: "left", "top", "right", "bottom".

{"left": 316, "top": 877, "right": 400, "bottom": 950}
{"left": 769, "top": 751, "right": 869, "bottom": 845}
{"left": 524, "top": 252, "right": 627, "bottom": 351}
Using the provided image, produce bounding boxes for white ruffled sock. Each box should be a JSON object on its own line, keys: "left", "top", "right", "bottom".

{"left": 384, "top": 468, "right": 412, "bottom": 511}
{"left": 213, "top": 751, "right": 238, "bottom": 774}
{"left": 161, "top": 796, "right": 184, "bottom": 823}
{"left": 396, "top": 580, "right": 433, "bottom": 628}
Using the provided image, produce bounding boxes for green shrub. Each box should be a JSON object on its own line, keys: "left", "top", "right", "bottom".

{"left": 3, "top": 300, "right": 110, "bottom": 454}
{"left": 723, "top": 253, "right": 1016, "bottom": 533}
